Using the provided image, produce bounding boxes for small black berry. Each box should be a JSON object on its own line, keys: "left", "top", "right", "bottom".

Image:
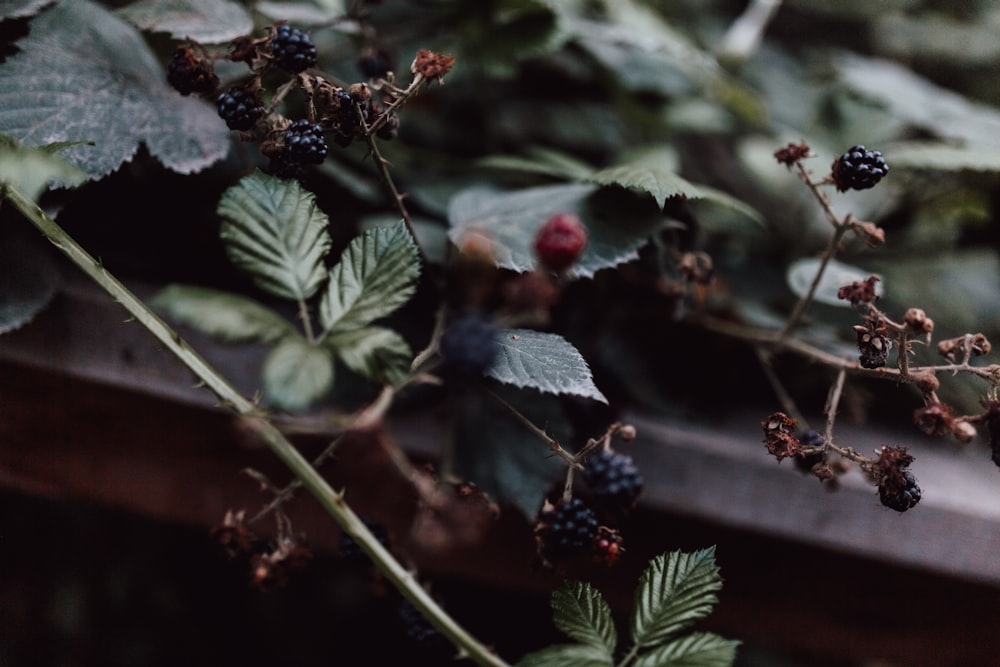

{"left": 879, "top": 469, "right": 921, "bottom": 512}
{"left": 535, "top": 497, "right": 599, "bottom": 565}
{"left": 832, "top": 145, "right": 889, "bottom": 192}
{"left": 438, "top": 314, "right": 500, "bottom": 382}
{"left": 270, "top": 24, "right": 317, "bottom": 73}
{"left": 216, "top": 87, "right": 264, "bottom": 131}
{"left": 266, "top": 154, "right": 305, "bottom": 180}
{"left": 583, "top": 449, "right": 643, "bottom": 514}
{"left": 794, "top": 429, "right": 826, "bottom": 473}
{"left": 283, "top": 119, "right": 328, "bottom": 165}
{"left": 358, "top": 48, "right": 393, "bottom": 80}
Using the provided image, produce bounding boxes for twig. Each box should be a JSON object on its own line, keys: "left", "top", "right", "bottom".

{"left": 485, "top": 388, "right": 579, "bottom": 468}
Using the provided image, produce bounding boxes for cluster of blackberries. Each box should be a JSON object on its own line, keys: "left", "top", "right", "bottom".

{"left": 167, "top": 46, "right": 219, "bottom": 96}
{"left": 534, "top": 497, "right": 600, "bottom": 565}
{"left": 438, "top": 313, "right": 500, "bottom": 383}
{"left": 583, "top": 449, "right": 644, "bottom": 514}
{"left": 832, "top": 145, "right": 889, "bottom": 192}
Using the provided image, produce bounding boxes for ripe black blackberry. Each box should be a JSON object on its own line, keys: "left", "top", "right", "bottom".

{"left": 283, "top": 119, "right": 328, "bottom": 164}
{"left": 583, "top": 449, "right": 643, "bottom": 514}
{"left": 166, "top": 46, "right": 218, "bottom": 96}
{"left": 879, "top": 469, "right": 922, "bottom": 512}
{"left": 358, "top": 48, "right": 393, "bottom": 79}
{"left": 438, "top": 313, "right": 500, "bottom": 382}
{"left": 215, "top": 88, "right": 264, "bottom": 131}
{"left": 535, "top": 497, "right": 599, "bottom": 565}
{"left": 269, "top": 24, "right": 317, "bottom": 73}
{"left": 832, "top": 145, "right": 889, "bottom": 192}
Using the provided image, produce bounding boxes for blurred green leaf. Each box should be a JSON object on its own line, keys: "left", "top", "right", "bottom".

{"left": 0, "top": 225, "right": 58, "bottom": 336}
{"left": 324, "top": 326, "right": 412, "bottom": 386}
{"left": 152, "top": 284, "right": 294, "bottom": 344}
{"left": 0, "top": 137, "right": 87, "bottom": 198}
{"left": 262, "top": 335, "right": 334, "bottom": 411}
{"left": 786, "top": 258, "right": 881, "bottom": 307}
{"left": 218, "top": 172, "right": 332, "bottom": 301}
{"left": 117, "top": 0, "right": 252, "bottom": 43}
{"left": 516, "top": 643, "right": 614, "bottom": 667}
{"left": 887, "top": 142, "right": 1000, "bottom": 173}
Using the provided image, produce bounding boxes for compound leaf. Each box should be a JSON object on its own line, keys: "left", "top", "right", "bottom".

{"left": 117, "top": 0, "right": 253, "bottom": 43}
{"left": 0, "top": 0, "right": 229, "bottom": 179}
{"left": 633, "top": 633, "right": 739, "bottom": 667}
{"left": 324, "top": 325, "right": 412, "bottom": 386}
{"left": 448, "top": 183, "right": 663, "bottom": 279}
{"left": 262, "top": 335, "right": 334, "bottom": 411}
{"left": 218, "top": 172, "right": 332, "bottom": 301}
{"left": 631, "top": 548, "right": 724, "bottom": 650}
{"left": 552, "top": 581, "right": 617, "bottom": 655}
{"left": 488, "top": 329, "right": 607, "bottom": 404}
{"left": 152, "top": 284, "right": 294, "bottom": 344}
{"left": 516, "top": 643, "right": 614, "bottom": 667}
{"left": 319, "top": 220, "right": 420, "bottom": 334}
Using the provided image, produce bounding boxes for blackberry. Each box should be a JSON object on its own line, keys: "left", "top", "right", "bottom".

{"left": 269, "top": 24, "right": 317, "bottom": 73}
{"left": 358, "top": 48, "right": 393, "bottom": 79}
{"left": 283, "top": 119, "right": 328, "bottom": 164}
{"left": 832, "top": 145, "right": 889, "bottom": 192}
{"left": 583, "top": 449, "right": 643, "bottom": 514}
{"left": 215, "top": 87, "right": 264, "bottom": 131}
{"left": 166, "top": 46, "right": 218, "bottom": 96}
{"left": 535, "top": 497, "right": 599, "bottom": 565}
{"left": 879, "top": 469, "right": 921, "bottom": 512}
{"left": 438, "top": 313, "right": 500, "bottom": 382}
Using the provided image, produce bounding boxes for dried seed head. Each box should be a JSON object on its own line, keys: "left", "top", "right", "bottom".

{"left": 913, "top": 402, "right": 954, "bottom": 438}
{"left": 412, "top": 49, "right": 455, "bottom": 81}
{"left": 951, "top": 420, "right": 977, "bottom": 444}
{"left": 773, "top": 142, "right": 811, "bottom": 167}
{"left": 838, "top": 275, "right": 880, "bottom": 306}
{"left": 903, "top": 308, "right": 934, "bottom": 335}
{"left": 761, "top": 412, "right": 802, "bottom": 461}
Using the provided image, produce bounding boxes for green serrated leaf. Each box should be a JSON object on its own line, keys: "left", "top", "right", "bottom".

{"left": 448, "top": 183, "right": 664, "bottom": 279}
{"left": 0, "top": 143, "right": 87, "bottom": 199}
{"left": 318, "top": 220, "right": 420, "bottom": 333}
{"left": 585, "top": 148, "right": 762, "bottom": 223}
{"left": 516, "top": 643, "right": 615, "bottom": 667}
{"left": 633, "top": 632, "right": 739, "bottom": 667}
{"left": 0, "top": 0, "right": 229, "bottom": 179}
{"left": 218, "top": 172, "right": 332, "bottom": 301}
{"left": 552, "top": 581, "right": 617, "bottom": 655}
{"left": 262, "top": 336, "right": 334, "bottom": 411}
{"left": 324, "top": 326, "right": 412, "bottom": 386}
{"left": 0, "top": 0, "right": 52, "bottom": 20}
{"left": 631, "top": 548, "right": 724, "bottom": 650}
{"left": 488, "top": 329, "right": 607, "bottom": 403}
{"left": 886, "top": 142, "right": 1000, "bottom": 172}
{"left": 785, "top": 258, "right": 880, "bottom": 307}
{"left": 116, "top": 0, "right": 253, "bottom": 43}
{"left": 152, "top": 284, "right": 294, "bottom": 344}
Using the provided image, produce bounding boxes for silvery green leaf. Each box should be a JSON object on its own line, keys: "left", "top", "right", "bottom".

{"left": 262, "top": 335, "right": 334, "bottom": 411}
{"left": 117, "top": 0, "right": 252, "bottom": 43}
{"left": 152, "top": 284, "right": 294, "bottom": 344}
{"left": 488, "top": 329, "right": 607, "bottom": 403}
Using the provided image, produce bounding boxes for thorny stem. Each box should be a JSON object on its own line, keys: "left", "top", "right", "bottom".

{"left": 485, "top": 388, "right": 579, "bottom": 468}
{"left": 363, "top": 130, "right": 427, "bottom": 266}
{"left": 822, "top": 367, "right": 846, "bottom": 452}
{"left": 4, "top": 184, "right": 512, "bottom": 667}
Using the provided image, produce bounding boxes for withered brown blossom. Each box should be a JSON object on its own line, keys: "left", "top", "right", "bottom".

{"left": 412, "top": 49, "right": 455, "bottom": 81}
{"left": 761, "top": 412, "right": 802, "bottom": 461}
{"left": 837, "top": 275, "right": 880, "bottom": 306}
{"left": 773, "top": 142, "right": 811, "bottom": 167}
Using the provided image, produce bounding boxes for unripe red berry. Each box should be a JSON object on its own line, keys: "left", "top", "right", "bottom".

{"left": 534, "top": 212, "right": 587, "bottom": 272}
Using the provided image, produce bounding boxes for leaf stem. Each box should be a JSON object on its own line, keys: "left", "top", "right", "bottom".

{"left": 484, "top": 387, "right": 579, "bottom": 468}
{"left": 4, "top": 183, "right": 512, "bottom": 667}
